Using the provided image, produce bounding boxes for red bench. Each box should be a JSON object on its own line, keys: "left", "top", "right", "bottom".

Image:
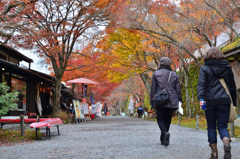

{"left": 29, "top": 118, "right": 63, "bottom": 139}
{"left": 0, "top": 118, "right": 49, "bottom": 129}
{"left": 0, "top": 118, "right": 63, "bottom": 139}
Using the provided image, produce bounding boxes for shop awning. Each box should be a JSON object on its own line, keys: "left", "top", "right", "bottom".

{"left": 0, "top": 59, "right": 54, "bottom": 85}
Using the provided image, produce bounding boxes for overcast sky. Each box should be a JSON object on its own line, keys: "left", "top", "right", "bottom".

{"left": 19, "top": 49, "right": 51, "bottom": 75}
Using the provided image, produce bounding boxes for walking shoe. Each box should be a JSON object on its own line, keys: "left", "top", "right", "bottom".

{"left": 160, "top": 135, "right": 164, "bottom": 145}
{"left": 209, "top": 143, "right": 218, "bottom": 159}
{"left": 163, "top": 132, "right": 170, "bottom": 146}
{"left": 222, "top": 137, "right": 231, "bottom": 159}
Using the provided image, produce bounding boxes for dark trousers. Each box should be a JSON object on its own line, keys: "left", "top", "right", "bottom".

{"left": 205, "top": 104, "right": 230, "bottom": 144}
{"left": 156, "top": 108, "right": 174, "bottom": 142}
{"left": 137, "top": 110, "right": 144, "bottom": 118}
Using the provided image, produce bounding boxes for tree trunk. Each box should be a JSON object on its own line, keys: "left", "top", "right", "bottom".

{"left": 184, "top": 70, "right": 191, "bottom": 117}
{"left": 190, "top": 86, "right": 196, "bottom": 116}
{"left": 139, "top": 72, "right": 151, "bottom": 96}
{"left": 187, "top": 71, "right": 197, "bottom": 116}
{"left": 52, "top": 78, "right": 62, "bottom": 117}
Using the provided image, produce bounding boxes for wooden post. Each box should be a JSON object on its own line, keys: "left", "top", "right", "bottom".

{"left": 20, "top": 115, "right": 25, "bottom": 136}
{"left": 36, "top": 115, "right": 40, "bottom": 122}
{"left": 196, "top": 114, "right": 199, "bottom": 130}
{"left": 72, "top": 83, "right": 75, "bottom": 98}
{"left": 230, "top": 122, "right": 234, "bottom": 137}
{"left": 67, "top": 114, "right": 71, "bottom": 123}
{"left": 178, "top": 113, "right": 181, "bottom": 126}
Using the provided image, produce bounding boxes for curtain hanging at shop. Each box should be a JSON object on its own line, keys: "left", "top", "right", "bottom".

{"left": 36, "top": 85, "right": 42, "bottom": 116}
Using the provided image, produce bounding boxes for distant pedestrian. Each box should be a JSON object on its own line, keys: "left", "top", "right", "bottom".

{"left": 103, "top": 103, "right": 108, "bottom": 116}
{"left": 197, "top": 47, "right": 236, "bottom": 159}
{"left": 150, "top": 57, "right": 182, "bottom": 146}
{"left": 137, "top": 107, "right": 144, "bottom": 118}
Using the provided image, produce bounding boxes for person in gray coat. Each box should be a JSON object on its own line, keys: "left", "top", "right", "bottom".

{"left": 150, "top": 57, "right": 182, "bottom": 146}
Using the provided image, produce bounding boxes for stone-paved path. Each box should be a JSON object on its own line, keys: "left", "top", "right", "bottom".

{"left": 0, "top": 116, "right": 240, "bottom": 159}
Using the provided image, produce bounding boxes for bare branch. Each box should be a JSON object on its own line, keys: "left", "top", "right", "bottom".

{"left": 202, "top": 0, "right": 240, "bottom": 38}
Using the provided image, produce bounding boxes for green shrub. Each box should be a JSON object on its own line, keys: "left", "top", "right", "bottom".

{"left": 0, "top": 83, "right": 19, "bottom": 117}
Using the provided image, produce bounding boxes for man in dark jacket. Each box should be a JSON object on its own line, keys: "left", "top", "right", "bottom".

{"left": 150, "top": 57, "right": 182, "bottom": 146}
{"left": 197, "top": 47, "right": 236, "bottom": 159}
{"left": 137, "top": 107, "right": 144, "bottom": 118}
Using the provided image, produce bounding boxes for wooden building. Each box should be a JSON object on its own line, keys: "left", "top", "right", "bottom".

{"left": 0, "top": 45, "right": 55, "bottom": 117}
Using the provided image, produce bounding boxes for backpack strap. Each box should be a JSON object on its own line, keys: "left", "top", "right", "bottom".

{"left": 219, "top": 78, "right": 233, "bottom": 103}
{"left": 167, "top": 71, "right": 172, "bottom": 85}
{"left": 154, "top": 71, "right": 171, "bottom": 84}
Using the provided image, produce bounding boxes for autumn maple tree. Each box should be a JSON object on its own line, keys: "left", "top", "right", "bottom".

{"left": 0, "top": 0, "right": 38, "bottom": 45}
{"left": 16, "top": 0, "right": 119, "bottom": 117}
{"left": 61, "top": 53, "right": 120, "bottom": 103}
{"left": 96, "top": 29, "right": 170, "bottom": 94}
{"left": 120, "top": 76, "right": 146, "bottom": 107}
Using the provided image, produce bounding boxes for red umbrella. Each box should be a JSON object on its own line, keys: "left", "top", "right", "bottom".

{"left": 66, "top": 78, "right": 99, "bottom": 101}
{"left": 66, "top": 78, "right": 99, "bottom": 85}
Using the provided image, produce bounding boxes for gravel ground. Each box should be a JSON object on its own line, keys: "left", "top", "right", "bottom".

{"left": 0, "top": 116, "right": 240, "bottom": 159}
